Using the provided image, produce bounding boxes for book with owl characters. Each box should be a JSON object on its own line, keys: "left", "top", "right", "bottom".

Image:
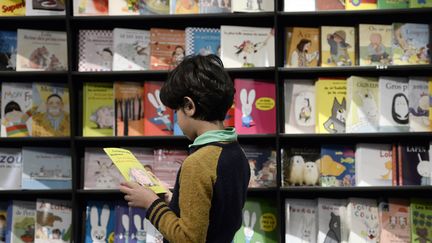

{"left": 359, "top": 24, "right": 393, "bottom": 66}
{"left": 320, "top": 145, "right": 355, "bottom": 187}
{"left": 410, "top": 198, "right": 432, "bottom": 243}
{"left": 378, "top": 77, "right": 409, "bottom": 132}
{"left": 0, "top": 148, "right": 22, "bottom": 190}
{"left": 345, "top": 0, "right": 377, "bottom": 10}
{"left": 378, "top": 0, "right": 409, "bottom": 8}
{"left": 398, "top": 144, "right": 430, "bottom": 186}
{"left": 25, "top": 0, "right": 66, "bottom": 16}
{"left": 83, "top": 83, "right": 114, "bottom": 137}
{"left": 285, "top": 199, "right": 317, "bottom": 243}
{"left": 143, "top": 81, "right": 173, "bottom": 136}
{"left": 232, "top": 0, "right": 274, "bottom": 12}
{"left": 285, "top": 27, "right": 320, "bottom": 67}
{"left": 185, "top": 27, "right": 221, "bottom": 57}
{"left": 153, "top": 148, "right": 187, "bottom": 189}
{"left": 0, "top": 0, "right": 25, "bottom": 16}
{"left": 139, "top": 0, "right": 170, "bottom": 14}
{"left": 378, "top": 199, "right": 411, "bottom": 243}
{"left": 220, "top": 26, "right": 274, "bottom": 68}
{"left": 355, "top": 143, "right": 394, "bottom": 187}
{"left": 1, "top": 82, "right": 32, "bottom": 137}
{"left": 6, "top": 200, "right": 36, "bottom": 243}
{"left": 232, "top": 198, "right": 278, "bottom": 243}
{"left": 84, "top": 147, "right": 122, "bottom": 190}
{"left": 35, "top": 199, "right": 72, "bottom": 243}
{"left": 315, "top": 78, "right": 347, "bottom": 134}
{"left": 84, "top": 201, "right": 115, "bottom": 243}
{"left": 234, "top": 79, "right": 276, "bottom": 134}
{"left": 109, "top": 0, "right": 139, "bottom": 15}
{"left": 78, "top": 30, "right": 113, "bottom": 71}
{"left": 409, "top": 0, "right": 432, "bottom": 7}
{"left": 316, "top": 0, "right": 345, "bottom": 10}
{"left": 199, "top": 0, "right": 231, "bottom": 13}
{"left": 16, "top": 29, "right": 67, "bottom": 72}
{"left": 317, "top": 198, "right": 348, "bottom": 243}
{"left": 112, "top": 28, "right": 150, "bottom": 71}
{"left": 282, "top": 147, "right": 321, "bottom": 187}
{"left": 114, "top": 82, "right": 145, "bottom": 136}
{"left": 149, "top": 28, "right": 185, "bottom": 70}
{"left": 73, "top": 0, "right": 109, "bottom": 16}
{"left": 242, "top": 145, "right": 276, "bottom": 188}
{"left": 170, "top": 0, "right": 199, "bottom": 14}
{"left": 0, "top": 31, "right": 17, "bottom": 71}
{"left": 392, "top": 23, "right": 430, "bottom": 65}
{"left": 346, "top": 198, "right": 380, "bottom": 243}
{"left": 408, "top": 77, "right": 430, "bottom": 132}
{"left": 320, "top": 26, "right": 355, "bottom": 67}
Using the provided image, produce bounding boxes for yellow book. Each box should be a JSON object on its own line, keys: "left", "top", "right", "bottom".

{"left": 103, "top": 147, "right": 168, "bottom": 194}
{"left": 0, "top": 0, "right": 25, "bottom": 16}
{"left": 345, "top": 0, "right": 377, "bottom": 10}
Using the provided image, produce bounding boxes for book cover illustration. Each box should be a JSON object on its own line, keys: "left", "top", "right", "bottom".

{"left": 359, "top": 24, "right": 393, "bottom": 66}
{"left": 114, "top": 202, "right": 129, "bottom": 243}
{"left": 378, "top": 77, "right": 409, "bottom": 132}
{"left": 84, "top": 201, "right": 115, "bottom": 243}
{"left": 78, "top": 30, "right": 113, "bottom": 71}
{"left": 409, "top": 0, "right": 432, "bottom": 7}
{"left": 114, "top": 82, "right": 145, "bottom": 136}
{"left": 74, "top": 0, "right": 109, "bottom": 15}
{"left": 283, "top": 0, "right": 315, "bottom": 12}
{"left": 153, "top": 148, "right": 186, "bottom": 189}
{"left": 6, "top": 200, "right": 36, "bottom": 243}
{"left": 149, "top": 28, "right": 185, "bottom": 70}
{"left": 284, "top": 79, "right": 316, "bottom": 134}
{"left": 232, "top": 0, "right": 274, "bottom": 12}
{"left": 84, "top": 147, "right": 122, "bottom": 189}
{"left": 408, "top": 77, "right": 430, "bottom": 132}
{"left": 282, "top": 147, "right": 320, "bottom": 187}
{"left": 392, "top": 23, "right": 430, "bottom": 65}
{"left": 347, "top": 198, "right": 380, "bottom": 243}
{"left": 1, "top": 83, "right": 32, "bottom": 137}
{"left": 285, "top": 199, "right": 317, "bottom": 243}
{"left": 355, "top": 143, "right": 393, "bottom": 186}
{"left": 316, "top": 0, "right": 345, "bottom": 10}
{"left": 0, "top": 31, "right": 17, "bottom": 71}
{"left": 345, "top": 0, "right": 377, "bottom": 9}
{"left": 173, "top": 112, "right": 184, "bottom": 135}
{"left": 378, "top": 199, "right": 410, "bottom": 243}
{"left": 128, "top": 206, "right": 150, "bottom": 243}
{"left": 285, "top": 27, "right": 319, "bottom": 67}
{"left": 320, "top": 145, "right": 355, "bottom": 187}
{"left": 199, "top": 0, "right": 231, "bottom": 13}
{"left": 317, "top": 198, "right": 348, "bottom": 243}
{"left": 185, "top": 27, "right": 220, "bottom": 57}
{"left": 410, "top": 199, "right": 432, "bottom": 243}
{"left": 32, "top": 83, "right": 70, "bottom": 137}
{"left": 21, "top": 147, "right": 71, "bottom": 189}
{"left": 35, "top": 199, "right": 72, "bottom": 243}
{"left": 26, "top": 0, "right": 66, "bottom": 16}
{"left": 378, "top": 0, "right": 409, "bottom": 8}
{"left": 113, "top": 28, "right": 150, "bottom": 71}
{"left": 0, "top": 202, "right": 6, "bottom": 243}
{"left": 83, "top": 83, "right": 114, "bottom": 137}
{"left": 143, "top": 81, "right": 173, "bottom": 135}
{"left": 321, "top": 26, "right": 355, "bottom": 67}
{"left": 221, "top": 25, "right": 274, "bottom": 68}
{"left": 170, "top": 0, "right": 199, "bottom": 14}
{"left": 0, "top": 148, "right": 22, "bottom": 189}
{"left": 124, "top": 147, "right": 154, "bottom": 170}
{"left": 145, "top": 218, "right": 163, "bottom": 242}
{"left": 109, "top": 0, "right": 139, "bottom": 15}
{"left": 398, "top": 144, "right": 430, "bottom": 185}
{"left": 224, "top": 104, "right": 235, "bottom": 128}
{"left": 242, "top": 145, "right": 276, "bottom": 188}
{"left": 139, "top": 0, "right": 170, "bottom": 14}
{"left": 0, "top": 0, "right": 25, "bottom": 16}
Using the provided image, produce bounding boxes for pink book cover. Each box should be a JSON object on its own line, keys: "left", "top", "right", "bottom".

{"left": 234, "top": 79, "right": 276, "bottom": 134}
{"left": 153, "top": 148, "right": 187, "bottom": 188}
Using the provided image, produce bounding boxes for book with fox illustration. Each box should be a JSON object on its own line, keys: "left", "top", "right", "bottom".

{"left": 114, "top": 82, "right": 145, "bottom": 136}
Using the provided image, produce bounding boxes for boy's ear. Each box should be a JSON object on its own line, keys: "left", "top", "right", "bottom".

{"left": 183, "top": 96, "right": 196, "bottom": 117}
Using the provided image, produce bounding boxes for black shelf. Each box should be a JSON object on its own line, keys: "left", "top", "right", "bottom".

{"left": 74, "top": 136, "right": 190, "bottom": 148}
{"left": 0, "top": 190, "right": 72, "bottom": 199}
{"left": 0, "top": 137, "right": 71, "bottom": 147}
{"left": 277, "top": 7, "right": 432, "bottom": 17}
{"left": 0, "top": 71, "right": 69, "bottom": 82}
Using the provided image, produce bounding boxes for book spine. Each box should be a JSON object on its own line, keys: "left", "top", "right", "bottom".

{"left": 392, "top": 144, "right": 398, "bottom": 186}
{"left": 5, "top": 201, "right": 12, "bottom": 243}
{"left": 397, "top": 144, "right": 403, "bottom": 186}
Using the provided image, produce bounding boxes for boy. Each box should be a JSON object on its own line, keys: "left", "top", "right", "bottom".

{"left": 120, "top": 54, "right": 250, "bottom": 243}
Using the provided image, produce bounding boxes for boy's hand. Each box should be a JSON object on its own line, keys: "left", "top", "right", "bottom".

{"left": 119, "top": 181, "right": 159, "bottom": 209}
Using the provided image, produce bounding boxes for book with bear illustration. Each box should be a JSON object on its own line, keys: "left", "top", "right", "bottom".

{"left": 232, "top": 0, "right": 274, "bottom": 12}
{"left": 378, "top": 0, "right": 409, "bottom": 8}
{"left": 285, "top": 27, "right": 320, "bottom": 68}
{"left": 1, "top": 82, "right": 32, "bottom": 137}
{"left": 114, "top": 82, "right": 145, "bottom": 136}
{"left": 143, "top": 81, "right": 173, "bottom": 136}
{"left": 408, "top": 77, "right": 430, "bottom": 132}
{"left": 185, "top": 27, "right": 220, "bottom": 57}
{"left": 317, "top": 198, "right": 348, "bottom": 243}
{"left": 109, "top": 0, "right": 139, "bottom": 15}
{"left": 320, "top": 145, "right": 355, "bottom": 187}
{"left": 0, "top": 31, "right": 17, "bottom": 71}
{"left": 139, "top": 0, "right": 170, "bottom": 14}
{"left": 83, "top": 147, "right": 122, "bottom": 190}
{"left": 149, "top": 28, "right": 185, "bottom": 70}
{"left": 78, "top": 30, "right": 113, "bottom": 71}
{"left": 112, "top": 28, "right": 150, "bottom": 71}
{"left": 73, "top": 0, "right": 109, "bottom": 16}
{"left": 26, "top": 0, "right": 66, "bottom": 16}
{"left": 320, "top": 26, "right": 355, "bottom": 67}
{"left": 0, "top": 148, "right": 22, "bottom": 190}
{"left": 83, "top": 82, "right": 114, "bottom": 137}
{"left": 359, "top": 24, "right": 393, "bottom": 66}
{"left": 378, "top": 198, "right": 411, "bottom": 243}
{"left": 345, "top": 0, "right": 377, "bottom": 10}
{"left": 6, "top": 200, "right": 36, "bottom": 243}
{"left": 410, "top": 198, "right": 432, "bottom": 243}
{"left": 392, "top": 23, "right": 430, "bottom": 65}
{"left": 0, "top": 0, "right": 25, "bottom": 16}
{"left": 242, "top": 145, "right": 276, "bottom": 188}
{"left": 347, "top": 198, "right": 380, "bottom": 243}
{"left": 153, "top": 148, "right": 187, "bottom": 189}
{"left": 35, "top": 199, "right": 72, "bottom": 243}
{"left": 84, "top": 201, "right": 115, "bottom": 243}
{"left": 398, "top": 144, "right": 430, "bottom": 186}
{"left": 285, "top": 199, "right": 317, "bottom": 243}
{"left": 355, "top": 143, "right": 394, "bottom": 186}
{"left": 282, "top": 147, "right": 321, "bottom": 187}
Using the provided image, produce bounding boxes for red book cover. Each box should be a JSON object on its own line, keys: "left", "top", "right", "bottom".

{"left": 144, "top": 81, "right": 173, "bottom": 136}
{"left": 224, "top": 104, "right": 235, "bottom": 128}
{"left": 150, "top": 28, "right": 185, "bottom": 70}
{"left": 316, "top": 0, "right": 345, "bottom": 11}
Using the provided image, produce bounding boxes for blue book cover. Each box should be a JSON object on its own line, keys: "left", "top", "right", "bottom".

{"left": 320, "top": 145, "right": 356, "bottom": 187}
{"left": 173, "top": 113, "right": 183, "bottom": 136}
{"left": 185, "top": 28, "right": 220, "bottom": 57}
{"left": 114, "top": 202, "right": 129, "bottom": 243}
{"left": 0, "top": 31, "right": 17, "bottom": 71}
{"left": 129, "top": 206, "right": 147, "bottom": 243}
{"left": 199, "top": 0, "right": 231, "bottom": 13}
{"left": 85, "top": 201, "right": 115, "bottom": 243}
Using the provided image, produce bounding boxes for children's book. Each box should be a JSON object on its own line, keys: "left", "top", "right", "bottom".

{"left": 16, "top": 29, "right": 68, "bottom": 71}
{"left": 78, "top": 30, "right": 113, "bottom": 72}
{"left": 109, "top": 0, "right": 139, "bottom": 15}
{"left": 232, "top": 0, "right": 274, "bottom": 12}
{"left": 392, "top": 23, "right": 430, "bottom": 65}
{"left": 114, "top": 202, "right": 129, "bottom": 243}
{"left": 1, "top": 82, "right": 32, "bottom": 137}
{"left": 378, "top": 0, "right": 409, "bottom": 8}
{"left": 346, "top": 198, "right": 380, "bottom": 243}
{"left": 114, "top": 82, "right": 145, "bottom": 136}
{"left": 282, "top": 147, "right": 321, "bottom": 187}
{"left": 283, "top": 0, "right": 315, "bottom": 12}
{"left": 139, "top": 0, "right": 170, "bottom": 14}
{"left": 0, "top": 148, "right": 22, "bottom": 190}
{"left": 0, "top": 202, "right": 7, "bottom": 243}
{"left": 234, "top": 79, "right": 276, "bottom": 134}
{"left": 73, "top": 0, "right": 109, "bottom": 15}
{"left": 285, "top": 199, "right": 317, "bottom": 243}
{"left": 321, "top": 26, "right": 355, "bottom": 67}
{"left": 224, "top": 104, "right": 235, "bottom": 128}
{"left": 408, "top": 77, "right": 430, "bottom": 132}
{"left": 84, "top": 147, "right": 122, "bottom": 189}
{"left": 149, "top": 28, "right": 185, "bottom": 70}
{"left": 84, "top": 201, "right": 115, "bottom": 243}
{"left": 242, "top": 145, "right": 276, "bottom": 188}
{"left": 409, "top": 0, "right": 432, "bottom": 7}
{"left": 35, "top": 199, "right": 72, "bottom": 243}
{"left": 185, "top": 27, "right": 220, "bottom": 57}
{"left": 378, "top": 199, "right": 410, "bottom": 243}
{"left": 430, "top": 79, "right": 432, "bottom": 131}
{"left": 284, "top": 80, "right": 316, "bottom": 134}
{"left": 124, "top": 147, "right": 154, "bottom": 167}
{"left": 355, "top": 143, "right": 393, "bottom": 186}
{"left": 6, "top": 200, "right": 36, "bottom": 243}
{"left": 143, "top": 81, "right": 173, "bottom": 135}
{"left": 0, "top": 0, "right": 25, "bottom": 16}
{"left": 315, "top": 78, "right": 347, "bottom": 134}
{"left": 398, "top": 144, "right": 430, "bottom": 185}
{"left": 285, "top": 28, "right": 320, "bottom": 67}
{"left": 26, "top": 0, "right": 66, "bottom": 16}
{"left": 145, "top": 218, "right": 163, "bottom": 242}
{"left": 378, "top": 77, "right": 409, "bottom": 132}
{"left": 153, "top": 148, "right": 187, "bottom": 189}
{"left": 410, "top": 198, "right": 432, "bottom": 243}
{"left": 316, "top": 0, "right": 345, "bottom": 10}
{"left": 199, "top": 0, "right": 231, "bottom": 13}
{"left": 345, "top": 0, "right": 377, "bottom": 10}
{"left": 112, "top": 28, "right": 150, "bottom": 71}
{"left": 359, "top": 24, "right": 393, "bottom": 66}
{"left": 170, "top": 0, "right": 199, "bottom": 14}
{"left": 129, "top": 206, "right": 149, "bottom": 243}
{"left": 221, "top": 25, "right": 274, "bottom": 68}
{"left": 317, "top": 198, "right": 348, "bottom": 243}
{"left": 0, "top": 31, "right": 17, "bottom": 71}
{"left": 83, "top": 83, "right": 114, "bottom": 137}
{"left": 31, "top": 83, "right": 70, "bottom": 137}
{"left": 173, "top": 112, "right": 184, "bottom": 135}
{"left": 320, "top": 145, "right": 355, "bottom": 187}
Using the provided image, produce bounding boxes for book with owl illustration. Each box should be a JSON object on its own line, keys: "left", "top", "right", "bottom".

{"left": 114, "top": 82, "right": 145, "bottom": 136}
{"left": 185, "top": 27, "right": 220, "bottom": 57}
{"left": 6, "top": 200, "right": 36, "bottom": 243}
{"left": 0, "top": 31, "right": 17, "bottom": 71}
{"left": 355, "top": 143, "right": 394, "bottom": 187}
{"left": 398, "top": 144, "right": 430, "bottom": 186}
{"left": 409, "top": 0, "right": 432, "bottom": 7}
{"left": 26, "top": 0, "right": 66, "bottom": 16}
{"left": 242, "top": 145, "right": 276, "bottom": 188}
{"left": 84, "top": 201, "right": 115, "bottom": 243}
{"left": 35, "top": 199, "right": 72, "bottom": 243}
{"left": 285, "top": 199, "right": 317, "bottom": 243}
{"left": 315, "top": 78, "right": 347, "bottom": 134}
{"left": 149, "top": 28, "right": 185, "bottom": 70}
{"left": 347, "top": 198, "right": 380, "bottom": 243}
{"left": 0, "top": 0, "right": 25, "bottom": 16}
{"left": 320, "top": 26, "right": 355, "bottom": 67}
{"left": 220, "top": 26, "right": 274, "bottom": 68}
{"left": 408, "top": 77, "right": 430, "bottom": 132}
{"left": 232, "top": 0, "right": 274, "bottom": 12}
{"left": 143, "top": 81, "right": 173, "bottom": 136}
{"left": 0, "top": 148, "right": 22, "bottom": 190}
{"left": 83, "top": 83, "right": 114, "bottom": 137}
{"left": 317, "top": 198, "right": 348, "bottom": 243}
{"left": 199, "top": 0, "right": 231, "bottom": 13}
{"left": 378, "top": 0, "right": 409, "bottom": 8}
{"left": 83, "top": 147, "right": 122, "bottom": 190}
{"left": 378, "top": 199, "right": 411, "bottom": 243}
{"left": 283, "top": 0, "right": 315, "bottom": 12}
{"left": 78, "top": 30, "right": 113, "bottom": 71}
{"left": 282, "top": 147, "right": 321, "bottom": 187}
{"left": 345, "top": 0, "right": 377, "bottom": 9}
{"left": 285, "top": 27, "right": 320, "bottom": 67}
{"left": 1, "top": 82, "right": 32, "bottom": 137}
{"left": 112, "top": 28, "right": 150, "bottom": 71}
{"left": 234, "top": 79, "right": 276, "bottom": 134}
{"left": 410, "top": 198, "right": 432, "bottom": 243}
{"left": 316, "top": 0, "right": 345, "bottom": 10}
{"left": 392, "top": 23, "right": 430, "bottom": 65}
{"left": 359, "top": 24, "right": 393, "bottom": 66}
{"left": 16, "top": 29, "right": 67, "bottom": 71}
{"left": 153, "top": 148, "right": 187, "bottom": 189}
{"left": 139, "top": 0, "right": 170, "bottom": 14}
{"left": 0, "top": 202, "right": 7, "bottom": 242}
{"left": 320, "top": 145, "right": 355, "bottom": 187}
{"left": 378, "top": 77, "right": 410, "bottom": 132}
{"left": 109, "top": 0, "right": 139, "bottom": 15}
{"left": 73, "top": 0, "right": 109, "bottom": 15}
{"left": 346, "top": 76, "right": 380, "bottom": 133}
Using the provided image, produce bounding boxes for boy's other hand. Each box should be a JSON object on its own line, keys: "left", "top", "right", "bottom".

{"left": 119, "top": 181, "right": 159, "bottom": 209}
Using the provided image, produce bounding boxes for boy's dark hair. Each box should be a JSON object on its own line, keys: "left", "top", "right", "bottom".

{"left": 5, "top": 101, "right": 22, "bottom": 114}
{"left": 160, "top": 54, "right": 234, "bottom": 121}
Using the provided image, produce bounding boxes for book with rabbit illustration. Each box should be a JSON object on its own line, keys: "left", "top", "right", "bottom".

{"left": 83, "top": 82, "right": 114, "bottom": 137}
{"left": 315, "top": 78, "right": 347, "bottom": 134}
{"left": 285, "top": 27, "right": 319, "bottom": 67}
{"left": 84, "top": 147, "right": 122, "bottom": 189}
{"left": 317, "top": 198, "right": 348, "bottom": 243}
{"left": 139, "top": 0, "right": 170, "bottom": 14}
{"left": 320, "top": 145, "right": 355, "bottom": 187}
{"left": 234, "top": 79, "right": 276, "bottom": 134}
{"left": 185, "top": 27, "right": 221, "bottom": 57}
{"left": 408, "top": 77, "right": 430, "bottom": 132}
{"left": 1, "top": 82, "right": 32, "bottom": 137}
{"left": 199, "top": 0, "right": 231, "bottom": 13}
{"left": 114, "top": 82, "right": 145, "bottom": 136}
{"left": 232, "top": 0, "right": 274, "bottom": 12}
{"left": 355, "top": 143, "right": 394, "bottom": 186}
{"left": 409, "top": 0, "right": 432, "bottom": 7}
{"left": 320, "top": 26, "right": 355, "bottom": 67}
{"left": 378, "top": 199, "right": 411, "bottom": 243}
{"left": 114, "top": 202, "right": 129, "bottom": 243}
{"left": 0, "top": 0, "right": 25, "bottom": 16}
{"left": 316, "top": 0, "right": 345, "bottom": 10}
{"left": 392, "top": 23, "right": 430, "bottom": 65}
{"left": 153, "top": 148, "right": 187, "bottom": 189}
{"left": 0, "top": 202, "right": 7, "bottom": 243}
{"left": 84, "top": 201, "right": 115, "bottom": 243}
{"left": 232, "top": 198, "right": 278, "bottom": 243}
{"left": 220, "top": 25, "right": 274, "bottom": 68}
{"left": 6, "top": 200, "right": 36, "bottom": 243}
{"left": 410, "top": 198, "right": 432, "bottom": 243}
{"left": 0, "top": 148, "right": 22, "bottom": 190}
{"left": 73, "top": 0, "right": 109, "bottom": 15}
{"left": 16, "top": 29, "right": 67, "bottom": 72}
{"left": 143, "top": 81, "right": 173, "bottom": 136}
{"left": 345, "top": 0, "right": 377, "bottom": 9}
{"left": 129, "top": 206, "right": 156, "bottom": 243}
{"left": 149, "top": 28, "right": 185, "bottom": 70}
{"left": 109, "top": 0, "right": 139, "bottom": 15}
{"left": 112, "top": 28, "right": 150, "bottom": 71}
{"left": 346, "top": 76, "right": 380, "bottom": 133}
{"left": 283, "top": 0, "right": 315, "bottom": 12}
{"left": 285, "top": 199, "right": 317, "bottom": 243}
{"left": 242, "top": 145, "right": 276, "bottom": 188}
{"left": 359, "top": 24, "right": 393, "bottom": 66}
{"left": 25, "top": 0, "right": 66, "bottom": 16}
{"left": 284, "top": 79, "right": 316, "bottom": 133}
{"left": 347, "top": 198, "right": 380, "bottom": 243}
{"left": 78, "top": 30, "right": 113, "bottom": 71}
{"left": 35, "top": 199, "right": 72, "bottom": 243}
{"left": 0, "top": 31, "right": 17, "bottom": 71}
{"left": 282, "top": 147, "right": 321, "bottom": 187}
{"left": 378, "top": 0, "right": 409, "bottom": 8}
{"left": 398, "top": 144, "right": 430, "bottom": 186}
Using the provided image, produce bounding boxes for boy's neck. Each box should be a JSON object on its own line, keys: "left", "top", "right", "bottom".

{"left": 195, "top": 120, "right": 225, "bottom": 137}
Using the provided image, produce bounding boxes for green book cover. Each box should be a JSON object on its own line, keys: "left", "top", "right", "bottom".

{"left": 411, "top": 199, "right": 432, "bottom": 242}
{"left": 378, "top": 0, "right": 409, "bottom": 8}
{"left": 83, "top": 83, "right": 114, "bottom": 137}
{"left": 409, "top": 0, "right": 432, "bottom": 8}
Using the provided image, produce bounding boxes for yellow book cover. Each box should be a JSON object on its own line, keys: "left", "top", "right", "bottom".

{"left": 83, "top": 83, "right": 114, "bottom": 137}
{"left": 0, "top": 0, "right": 25, "bottom": 16}
{"left": 321, "top": 26, "right": 355, "bottom": 67}
{"left": 345, "top": 0, "right": 377, "bottom": 10}
{"left": 316, "top": 78, "right": 347, "bottom": 133}
{"left": 103, "top": 147, "right": 168, "bottom": 194}
{"left": 286, "top": 27, "right": 320, "bottom": 68}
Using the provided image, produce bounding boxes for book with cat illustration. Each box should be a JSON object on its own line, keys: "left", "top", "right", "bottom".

{"left": 0, "top": 31, "right": 17, "bottom": 71}
{"left": 283, "top": 0, "right": 315, "bottom": 12}
{"left": 392, "top": 23, "right": 430, "bottom": 65}
{"left": 378, "top": 0, "right": 409, "bottom": 8}
{"left": 109, "top": 0, "right": 139, "bottom": 15}
{"left": 199, "top": 0, "right": 231, "bottom": 13}
{"left": 149, "top": 28, "right": 185, "bottom": 70}
{"left": 6, "top": 200, "right": 36, "bottom": 243}
{"left": 0, "top": 0, "right": 25, "bottom": 16}
{"left": 185, "top": 27, "right": 221, "bottom": 57}
{"left": 285, "top": 27, "right": 320, "bottom": 68}
{"left": 0, "top": 148, "right": 22, "bottom": 190}
{"left": 378, "top": 198, "right": 411, "bottom": 243}
{"left": 317, "top": 198, "right": 348, "bottom": 243}
{"left": 285, "top": 199, "right": 317, "bottom": 243}
{"left": 143, "top": 81, "right": 173, "bottom": 136}
{"left": 114, "top": 82, "right": 145, "bottom": 136}
{"left": 359, "top": 24, "right": 393, "bottom": 66}
{"left": 83, "top": 147, "right": 122, "bottom": 190}
{"left": 320, "top": 26, "right": 355, "bottom": 67}
{"left": 409, "top": 0, "right": 432, "bottom": 7}
{"left": 139, "top": 0, "right": 170, "bottom": 14}
{"left": 16, "top": 29, "right": 68, "bottom": 71}
{"left": 153, "top": 148, "right": 187, "bottom": 189}
{"left": 320, "top": 145, "right": 355, "bottom": 187}
{"left": 346, "top": 198, "right": 380, "bottom": 243}
{"left": 242, "top": 145, "right": 276, "bottom": 188}
{"left": 83, "top": 83, "right": 114, "bottom": 137}
{"left": 398, "top": 144, "right": 430, "bottom": 186}
{"left": 73, "top": 0, "right": 109, "bottom": 15}
{"left": 112, "top": 28, "right": 150, "bottom": 71}
{"left": 232, "top": 0, "right": 274, "bottom": 12}
{"left": 355, "top": 143, "right": 394, "bottom": 186}
{"left": 316, "top": 0, "right": 345, "bottom": 10}
{"left": 408, "top": 77, "right": 430, "bottom": 132}
{"left": 345, "top": 0, "right": 377, "bottom": 9}
{"left": 281, "top": 146, "right": 321, "bottom": 187}
{"left": 84, "top": 201, "right": 115, "bottom": 243}
{"left": 1, "top": 82, "right": 32, "bottom": 137}
{"left": 78, "top": 30, "right": 113, "bottom": 71}
{"left": 0, "top": 202, "right": 7, "bottom": 243}
{"left": 26, "top": 0, "right": 66, "bottom": 16}
{"left": 35, "top": 199, "right": 72, "bottom": 243}
{"left": 410, "top": 198, "right": 432, "bottom": 243}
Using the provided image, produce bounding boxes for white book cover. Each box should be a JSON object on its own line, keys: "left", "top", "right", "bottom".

{"left": 78, "top": 30, "right": 113, "bottom": 72}
{"left": 73, "top": 0, "right": 109, "bottom": 16}
{"left": 0, "top": 148, "right": 22, "bottom": 190}
{"left": 232, "top": 0, "right": 274, "bottom": 12}
{"left": 6, "top": 200, "right": 36, "bottom": 243}
{"left": 83, "top": 147, "right": 122, "bottom": 189}
{"left": 284, "top": 79, "right": 316, "bottom": 134}
{"left": 35, "top": 199, "right": 72, "bottom": 243}
{"left": 284, "top": 0, "right": 315, "bottom": 12}
{"left": 1, "top": 82, "right": 32, "bottom": 137}
{"left": 109, "top": 0, "right": 139, "bottom": 15}
{"left": 355, "top": 143, "right": 393, "bottom": 186}
{"left": 317, "top": 198, "right": 348, "bottom": 243}
{"left": 378, "top": 77, "right": 409, "bottom": 132}
{"left": 408, "top": 77, "right": 430, "bottom": 132}
{"left": 16, "top": 29, "right": 68, "bottom": 71}
{"left": 220, "top": 25, "right": 274, "bottom": 68}
{"left": 25, "top": 0, "right": 66, "bottom": 16}
{"left": 285, "top": 199, "right": 317, "bottom": 243}
{"left": 145, "top": 219, "right": 164, "bottom": 243}
{"left": 347, "top": 198, "right": 379, "bottom": 243}
{"left": 112, "top": 28, "right": 150, "bottom": 71}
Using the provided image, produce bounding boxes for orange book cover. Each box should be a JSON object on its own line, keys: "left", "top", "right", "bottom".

{"left": 224, "top": 104, "right": 235, "bottom": 128}
{"left": 150, "top": 28, "right": 185, "bottom": 70}
{"left": 392, "top": 144, "right": 398, "bottom": 186}
{"left": 114, "top": 82, "right": 145, "bottom": 136}
{"left": 144, "top": 81, "right": 173, "bottom": 136}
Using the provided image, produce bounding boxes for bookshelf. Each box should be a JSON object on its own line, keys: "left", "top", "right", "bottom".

{"left": 1, "top": 0, "right": 431, "bottom": 242}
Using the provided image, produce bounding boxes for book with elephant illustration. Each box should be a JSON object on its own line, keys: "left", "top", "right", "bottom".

{"left": 285, "top": 199, "right": 317, "bottom": 243}
{"left": 409, "top": 0, "right": 432, "bottom": 8}
{"left": 242, "top": 145, "right": 276, "bottom": 188}
{"left": 83, "top": 147, "right": 122, "bottom": 190}
{"left": 143, "top": 81, "right": 173, "bottom": 136}
{"left": 114, "top": 82, "right": 145, "bottom": 136}
{"left": 398, "top": 144, "right": 430, "bottom": 186}
{"left": 139, "top": 0, "right": 170, "bottom": 14}
{"left": 320, "top": 145, "right": 355, "bottom": 187}
{"left": 355, "top": 143, "right": 394, "bottom": 186}
{"left": 0, "top": 0, "right": 25, "bottom": 16}
{"left": 1, "top": 82, "right": 32, "bottom": 137}
{"left": 410, "top": 198, "right": 432, "bottom": 243}
{"left": 84, "top": 201, "right": 115, "bottom": 243}
{"left": 378, "top": 77, "right": 409, "bottom": 132}
{"left": 109, "top": 0, "right": 139, "bottom": 15}
{"left": 112, "top": 28, "right": 150, "bottom": 71}
{"left": 408, "top": 77, "right": 430, "bottom": 132}
{"left": 0, "top": 30, "right": 17, "bottom": 71}
{"left": 345, "top": 0, "right": 377, "bottom": 9}
{"left": 359, "top": 24, "right": 393, "bottom": 66}
{"left": 378, "top": 199, "right": 411, "bottom": 243}
{"left": 73, "top": 0, "right": 109, "bottom": 16}
{"left": 35, "top": 199, "right": 72, "bottom": 243}
{"left": 6, "top": 200, "right": 36, "bottom": 243}
{"left": 185, "top": 27, "right": 221, "bottom": 57}
{"left": 347, "top": 198, "right": 380, "bottom": 243}
{"left": 320, "top": 26, "right": 355, "bottom": 67}
{"left": 285, "top": 27, "right": 319, "bottom": 68}
{"left": 0, "top": 148, "right": 22, "bottom": 190}
{"left": 392, "top": 23, "right": 430, "bottom": 65}
{"left": 78, "top": 30, "right": 113, "bottom": 71}
{"left": 317, "top": 198, "right": 348, "bottom": 243}
{"left": 25, "top": 0, "right": 66, "bottom": 16}
{"left": 282, "top": 147, "right": 321, "bottom": 187}
{"left": 149, "top": 28, "right": 185, "bottom": 70}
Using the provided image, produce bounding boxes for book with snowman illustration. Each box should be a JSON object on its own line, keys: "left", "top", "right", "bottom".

{"left": 346, "top": 198, "right": 380, "bottom": 243}
{"left": 285, "top": 199, "right": 317, "bottom": 243}
{"left": 398, "top": 144, "right": 430, "bottom": 185}
{"left": 320, "top": 145, "right": 355, "bottom": 187}
{"left": 355, "top": 143, "right": 394, "bottom": 186}
{"left": 378, "top": 77, "right": 409, "bottom": 132}
{"left": 408, "top": 77, "right": 430, "bottom": 132}
{"left": 282, "top": 147, "right": 321, "bottom": 187}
